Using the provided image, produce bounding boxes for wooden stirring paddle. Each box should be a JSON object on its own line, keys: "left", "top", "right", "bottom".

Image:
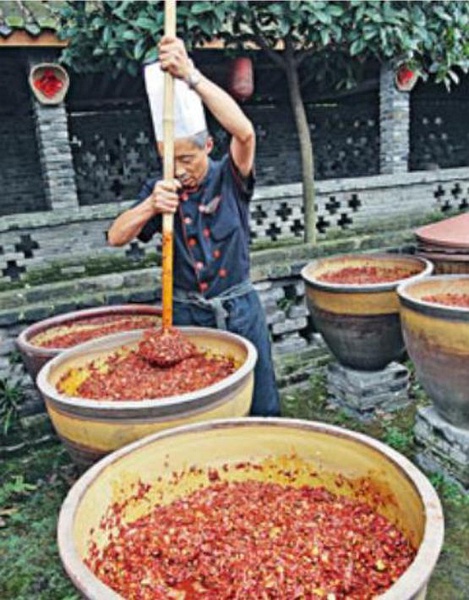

{"left": 161, "top": 0, "right": 176, "bottom": 331}
{"left": 137, "top": 0, "right": 196, "bottom": 368}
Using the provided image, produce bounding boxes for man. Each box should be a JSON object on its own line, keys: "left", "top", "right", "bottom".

{"left": 108, "top": 35, "right": 280, "bottom": 417}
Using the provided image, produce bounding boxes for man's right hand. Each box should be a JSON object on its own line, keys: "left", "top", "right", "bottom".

{"left": 149, "top": 179, "right": 181, "bottom": 214}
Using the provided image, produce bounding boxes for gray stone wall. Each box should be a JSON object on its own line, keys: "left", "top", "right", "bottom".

{"left": 1, "top": 167, "right": 467, "bottom": 286}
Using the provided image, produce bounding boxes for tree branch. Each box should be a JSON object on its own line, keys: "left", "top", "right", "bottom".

{"left": 284, "top": 34, "right": 297, "bottom": 72}
{"left": 253, "top": 33, "right": 285, "bottom": 70}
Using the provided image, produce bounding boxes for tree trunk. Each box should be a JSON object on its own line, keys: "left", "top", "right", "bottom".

{"left": 284, "top": 50, "right": 316, "bottom": 245}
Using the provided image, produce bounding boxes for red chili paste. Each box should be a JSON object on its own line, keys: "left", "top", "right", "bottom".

{"left": 57, "top": 347, "right": 237, "bottom": 400}
{"left": 422, "top": 292, "right": 469, "bottom": 308}
{"left": 318, "top": 266, "right": 419, "bottom": 285}
{"left": 86, "top": 480, "right": 416, "bottom": 599}
{"left": 138, "top": 327, "right": 199, "bottom": 367}
{"left": 30, "top": 315, "right": 161, "bottom": 349}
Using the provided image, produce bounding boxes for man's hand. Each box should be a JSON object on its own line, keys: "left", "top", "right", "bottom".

{"left": 149, "top": 179, "right": 181, "bottom": 214}
{"left": 159, "top": 36, "right": 193, "bottom": 81}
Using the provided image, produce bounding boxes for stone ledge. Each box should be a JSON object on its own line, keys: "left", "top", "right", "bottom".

{"left": 0, "top": 227, "right": 415, "bottom": 314}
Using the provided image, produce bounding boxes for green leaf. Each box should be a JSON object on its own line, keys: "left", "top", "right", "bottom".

{"left": 350, "top": 38, "right": 364, "bottom": 56}
{"left": 133, "top": 38, "right": 147, "bottom": 61}
{"left": 448, "top": 69, "right": 460, "bottom": 85}
{"left": 327, "top": 4, "right": 344, "bottom": 17}
{"left": 122, "top": 29, "right": 138, "bottom": 41}
{"left": 320, "top": 29, "right": 330, "bottom": 46}
{"left": 144, "top": 46, "right": 159, "bottom": 64}
{"left": 135, "top": 17, "right": 158, "bottom": 31}
{"left": 191, "top": 2, "right": 213, "bottom": 15}
{"left": 102, "top": 25, "right": 111, "bottom": 45}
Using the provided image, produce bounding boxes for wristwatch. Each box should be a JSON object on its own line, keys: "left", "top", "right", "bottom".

{"left": 185, "top": 68, "right": 202, "bottom": 90}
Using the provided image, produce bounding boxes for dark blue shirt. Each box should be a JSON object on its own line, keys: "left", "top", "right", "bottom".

{"left": 136, "top": 154, "right": 254, "bottom": 299}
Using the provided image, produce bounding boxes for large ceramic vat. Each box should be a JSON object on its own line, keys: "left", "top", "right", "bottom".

{"left": 398, "top": 275, "right": 469, "bottom": 428}
{"left": 58, "top": 418, "right": 444, "bottom": 600}
{"left": 37, "top": 328, "right": 256, "bottom": 466}
{"left": 301, "top": 253, "right": 433, "bottom": 370}
{"left": 16, "top": 304, "right": 162, "bottom": 382}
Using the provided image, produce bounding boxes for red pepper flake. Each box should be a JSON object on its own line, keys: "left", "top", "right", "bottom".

{"left": 213, "top": 249, "right": 221, "bottom": 259}
{"left": 207, "top": 468, "right": 220, "bottom": 482}
{"left": 56, "top": 329, "right": 237, "bottom": 401}
{"left": 30, "top": 315, "right": 161, "bottom": 349}
{"left": 318, "top": 266, "right": 420, "bottom": 285}
{"left": 422, "top": 292, "right": 469, "bottom": 308}
{"left": 138, "top": 327, "right": 197, "bottom": 367}
{"left": 219, "top": 268, "right": 227, "bottom": 278}
{"left": 86, "top": 479, "right": 416, "bottom": 599}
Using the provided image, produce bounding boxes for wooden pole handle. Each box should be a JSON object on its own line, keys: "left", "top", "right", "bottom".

{"left": 161, "top": 0, "right": 176, "bottom": 329}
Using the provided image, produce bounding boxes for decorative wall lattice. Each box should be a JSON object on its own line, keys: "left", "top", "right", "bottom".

{"left": 307, "top": 99, "right": 380, "bottom": 180}
{"left": 68, "top": 91, "right": 380, "bottom": 208}
{"left": 410, "top": 78, "right": 469, "bottom": 172}
{"left": 69, "top": 108, "right": 160, "bottom": 206}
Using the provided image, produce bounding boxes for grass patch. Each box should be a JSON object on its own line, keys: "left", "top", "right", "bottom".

{"left": 0, "top": 446, "right": 79, "bottom": 600}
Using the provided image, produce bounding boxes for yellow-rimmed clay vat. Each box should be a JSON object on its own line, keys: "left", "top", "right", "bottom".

{"left": 398, "top": 274, "right": 469, "bottom": 428}
{"left": 58, "top": 418, "right": 444, "bottom": 600}
{"left": 301, "top": 253, "right": 433, "bottom": 370}
{"left": 16, "top": 304, "right": 162, "bottom": 382}
{"left": 37, "top": 327, "right": 256, "bottom": 467}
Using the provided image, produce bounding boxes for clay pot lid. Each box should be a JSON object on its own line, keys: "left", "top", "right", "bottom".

{"left": 417, "top": 241, "right": 469, "bottom": 255}
{"left": 415, "top": 212, "right": 469, "bottom": 249}
{"left": 417, "top": 250, "right": 469, "bottom": 262}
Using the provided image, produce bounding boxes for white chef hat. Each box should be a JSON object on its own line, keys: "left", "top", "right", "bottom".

{"left": 144, "top": 62, "right": 207, "bottom": 142}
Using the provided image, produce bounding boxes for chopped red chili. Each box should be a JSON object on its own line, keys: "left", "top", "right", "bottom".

{"left": 86, "top": 479, "right": 416, "bottom": 599}
{"left": 138, "top": 327, "right": 199, "bottom": 368}
{"left": 422, "top": 292, "right": 469, "bottom": 308}
{"left": 30, "top": 315, "right": 161, "bottom": 349}
{"left": 56, "top": 338, "right": 237, "bottom": 401}
{"left": 318, "top": 266, "right": 420, "bottom": 285}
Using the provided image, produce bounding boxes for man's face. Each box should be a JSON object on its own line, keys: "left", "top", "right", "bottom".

{"left": 158, "top": 137, "right": 213, "bottom": 191}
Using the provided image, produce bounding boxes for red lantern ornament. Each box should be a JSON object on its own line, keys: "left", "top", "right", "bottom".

{"left": 228, "top": 57, "right": 254, "bottom": 102}
{"left": 395, "top": 64, "right": 419, "bottom": 92}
